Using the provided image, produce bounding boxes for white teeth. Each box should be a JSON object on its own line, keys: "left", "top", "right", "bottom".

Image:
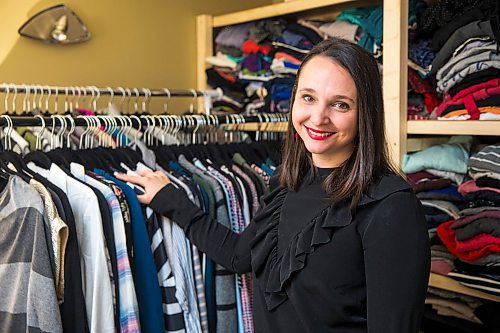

{"left": 307, "top": 128, "right": 334, "bottom": 137}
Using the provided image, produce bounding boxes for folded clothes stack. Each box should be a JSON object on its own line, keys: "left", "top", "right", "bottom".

{"left": 404, "top": 139, "right": 500, "bottom": 326}
{"left": 407, "top": 0, "right": 499, "bottom": 121}
{"left": 206, "top": 4, "right": 406, "bottom": 115}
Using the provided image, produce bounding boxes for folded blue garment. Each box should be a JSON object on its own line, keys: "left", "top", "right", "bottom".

{"left": 402, "top": 136, "right": 474, "bottom": 174}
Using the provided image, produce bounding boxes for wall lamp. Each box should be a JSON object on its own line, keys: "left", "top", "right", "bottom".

{"left": 18, "top": 4, "right": 90, "bottom": 44}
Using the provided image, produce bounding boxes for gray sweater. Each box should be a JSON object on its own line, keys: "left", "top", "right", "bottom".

{"left": 0, "top": 176, "right": 62, "bottom": 333}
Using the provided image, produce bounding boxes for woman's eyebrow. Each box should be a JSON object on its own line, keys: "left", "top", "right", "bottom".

{"left": 298, "top": 88, "right": 355, "bottom": 103}
{"left": 298, "top": 87, "right": 316, "bottom": 94}
{"left": 331, "top": 95, "right": 355, "bottom": 103}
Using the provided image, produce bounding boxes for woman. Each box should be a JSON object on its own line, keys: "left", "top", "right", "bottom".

{"left": 117, "top": 38, "right": 430, "bottom": 332}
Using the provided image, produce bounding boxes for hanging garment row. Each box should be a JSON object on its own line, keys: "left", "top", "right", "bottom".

{"left": 0, "top": 111, "right": 283, "bottom": 333}
{"left": 0, "top": 84, "right": 223, "bottom": 116}
{"left": 0, "top": 112, "right": 287, "bottom": 154}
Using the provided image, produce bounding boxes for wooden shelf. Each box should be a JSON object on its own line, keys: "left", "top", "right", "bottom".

{"left": 407, "top": 120, "right": 500, "bottom": 136}
{"left": 429, "top": 273, "right": 500, "bottom": 303}
{"left": 222, "top": 122, "right": 287, "bottom": 132}
{"left": 213, "top": 0, "right": 359, "bottom": 27}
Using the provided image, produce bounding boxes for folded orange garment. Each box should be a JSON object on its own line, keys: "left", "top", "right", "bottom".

{"left": 441, "top": 106, "right": 500, "bottom": 118}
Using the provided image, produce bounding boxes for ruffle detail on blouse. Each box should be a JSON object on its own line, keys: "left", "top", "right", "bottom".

{"left": 250, "top": 185, "right": 354, "bottom": 311}
{"left": 250, "top": 173, "right": 412, "bottom": 311}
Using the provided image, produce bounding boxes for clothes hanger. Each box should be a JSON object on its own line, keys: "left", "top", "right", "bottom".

{"left": 1, "top": 84, "right": 30, "bottom": 154}
{"left": 227, "top": 114, "right": 261, "bottom": 164}
{"left": 118, "top": 115, "right": 143, "bottom": 165}
{"left": 249, "top": 113, "right": 275, "bottom": 163}
{"left": 206, "top": 114, "right": 234, "bottom": 165}
{"left": 24, "top": 115, "right": 53, "bottom": 169}
{"left": 73, "top": 115, "right": 100, "bottom": 170}
{"left": 0, "top": 115, "right": 33, "bottom": 182}
{"left": 154, "top": 115, "right": 185, "bottom": 163}
{"left": 60, "top": 114, "right": 84, "bottom": 164}
{"left": 94, "top": 115, "right": 126, "bottom": 173}
{"left": 46, "top": 114, "right": 79, "bottom": 169}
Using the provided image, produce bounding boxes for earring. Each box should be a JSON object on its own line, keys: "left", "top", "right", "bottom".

{"left": 294, "top": 132, "right": 299, "bottom": 141}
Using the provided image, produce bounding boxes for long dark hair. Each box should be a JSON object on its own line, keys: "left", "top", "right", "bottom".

{"left": 279, "top": 37, "right": 399, "bottom": 210}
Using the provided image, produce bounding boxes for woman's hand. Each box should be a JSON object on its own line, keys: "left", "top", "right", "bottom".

{"left": 115, "top": 170, "right": 171, "bottom": 204}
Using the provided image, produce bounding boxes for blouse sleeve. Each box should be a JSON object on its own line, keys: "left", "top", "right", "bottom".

{"left": 149, "top": 183, "right": 255, "bottom": 274}
{"left": 361, "top": 191, "right": 430, "bottom": 333}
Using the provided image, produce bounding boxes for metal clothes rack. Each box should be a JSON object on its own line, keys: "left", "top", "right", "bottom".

{"left": 0, "top": 114, "right": 289, "bottom": 129}
{"left": 0, "top": 84, "right": 223, "bottom": 99}
{"left": 0, "top": 84, "right": 288, "bottom": 131}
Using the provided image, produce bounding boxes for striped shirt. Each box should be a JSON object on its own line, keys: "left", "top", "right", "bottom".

{"left": 0, "top": 176, "right": 63, "bottom": 333}
{"left": 145, "top": 208, "right": 186, "bottom": 333}
{"left": 172, "top": 215, "right": 203, "bottom": 333}
{"left": 167, "top": 173, "right": 209, "bottom": 333}
{"left": 469, "top": 144, "right": 500, "bottom": 175}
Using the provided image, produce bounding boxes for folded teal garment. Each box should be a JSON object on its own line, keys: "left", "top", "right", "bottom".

{"left": 337, "top": 1, "right": 426, "bottom": 51}
{"left": 336, "top": 6, "right": 382, "bottom": 51}
{"left": 402, "top": 136, "right": 474, "bottom": 174}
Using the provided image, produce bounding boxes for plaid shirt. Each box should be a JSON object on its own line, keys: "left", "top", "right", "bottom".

{"left": 86, "top": 171, "right": 141, "bottom": 333}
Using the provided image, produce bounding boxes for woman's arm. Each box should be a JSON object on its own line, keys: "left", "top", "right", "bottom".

{"left": 361, "top": 191, "right": 430, "bottom": 333}
{"left": 116, "top": 170, "right": 254, "bottom": 274}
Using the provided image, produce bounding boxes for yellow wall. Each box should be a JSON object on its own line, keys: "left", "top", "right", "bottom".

{"left": 0, "top": 0, "right": 272, "bottom": 113}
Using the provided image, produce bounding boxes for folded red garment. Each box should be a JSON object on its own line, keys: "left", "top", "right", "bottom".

{"left": 438, "top": 220, "right": 500, "bottom": 261}
{"left": 437, "top": 78, "right": 500, "bottom": 119}
{"left": 242, "top": 40, "right": 272, "bottom": 56}
{"left": 455, "top": 233, "right": 500, "bottom": 252}
{"left": 407, "top": 171, "right": 440, "bottom": 184}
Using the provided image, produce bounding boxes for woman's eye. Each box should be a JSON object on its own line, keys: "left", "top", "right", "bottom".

{"left": 302, "top": 95, "right": 315, "bottom": 103}
{"left": 331, "top": 102, "right": 350, "bottom": 110}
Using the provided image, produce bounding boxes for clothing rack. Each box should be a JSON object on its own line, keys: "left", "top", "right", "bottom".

{"left": 0, "top": 83, "right": 226, "bottom": 116}
{"left": 0, "top": 83, "right": 223, "bottom": 99}
{"left": 0, "top": 114, "right": 288, "bottom": 129}
{"left": 0, "top": 84, "right": 288, "bottom": 131}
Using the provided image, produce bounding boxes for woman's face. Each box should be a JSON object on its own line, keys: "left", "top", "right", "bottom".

{"left": 292, "top": 55, "right": 358, "bottom": 168}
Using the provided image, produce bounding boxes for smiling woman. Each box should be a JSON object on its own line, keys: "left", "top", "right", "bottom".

{"left": 119, "top": 37, "right": 431, "bottom": 332}
{"left": 281, "top": 37, "right": 391, "bottom": 210}
{"left": 292, "top": 56, "right": 358, "bottom": 168}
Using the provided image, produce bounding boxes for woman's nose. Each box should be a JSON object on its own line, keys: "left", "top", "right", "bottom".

{"left": 309, "top": 104, "right": 331, "bottom": 126}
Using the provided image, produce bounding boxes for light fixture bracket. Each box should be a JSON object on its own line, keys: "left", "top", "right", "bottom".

{"left": 18, "top": 4, "right": 90, "bottom": 44}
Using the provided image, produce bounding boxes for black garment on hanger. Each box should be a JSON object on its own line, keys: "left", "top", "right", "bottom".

{"left": 46, "top": 185, "right": 66, "bottom": 224}
{"left": 24, "top": 150, "right": 52, "bottom": 169}
{"left": 0, "top": 151, "right": 33, "bottom": 183}
{"left": 32, "top": 173, "right": 89, "bottom": 333}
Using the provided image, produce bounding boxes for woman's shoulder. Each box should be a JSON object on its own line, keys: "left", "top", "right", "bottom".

{"left": 356, "top": 173, "right": 425, "bottom": 236}
{"left": 356, "top": 172, "right": 412, "bottom": 207}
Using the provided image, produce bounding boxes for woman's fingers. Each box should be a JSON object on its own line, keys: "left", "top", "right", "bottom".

{"left": 136, "top": 170, "right": 152, "bottom": 177}
{"left": 115, "top": 170, "right": 171, "bottom": 205}
{"left": 115, "top": 172, "right": 148, "bottom": 187}
{"left": 136, "top": 194, "right": 151, "bottom": 204}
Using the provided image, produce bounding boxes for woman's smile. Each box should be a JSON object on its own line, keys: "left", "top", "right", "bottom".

{"left": 304, "top": 125, "right": 337, "bottom": 140}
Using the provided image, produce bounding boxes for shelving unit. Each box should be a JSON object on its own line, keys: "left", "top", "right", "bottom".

{"left": 197, "top": 0, "right": 407, "bottom": 162}
{"left": 408, "top": 120, "right": 500, "bottom": 136}
{"left": 211, "top": 0, "right": 366, "bottom": 27}
{"left": 196, "top": 0, "right": 500, "bottom": 303}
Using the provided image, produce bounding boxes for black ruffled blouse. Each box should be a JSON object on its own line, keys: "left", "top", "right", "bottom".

{"left": 150, "top": 168, "right": 431, "bottom": 332}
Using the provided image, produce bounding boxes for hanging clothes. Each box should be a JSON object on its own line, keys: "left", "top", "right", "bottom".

{"left": 27, "top": 162, "right": 116, "bottom": 333}
{"left": 0, "top": 176, "right": 63, "bottom": 333}
{"left": 0, "top": 114, "right": 281, "bottom": 333}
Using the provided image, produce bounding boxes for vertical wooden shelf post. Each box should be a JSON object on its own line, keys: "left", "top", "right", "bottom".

{"left": 196, "top": 14, "right": 213, "bottom": 113}
{"left": 382, "top": 0, "right": 408, "bottom": 166}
